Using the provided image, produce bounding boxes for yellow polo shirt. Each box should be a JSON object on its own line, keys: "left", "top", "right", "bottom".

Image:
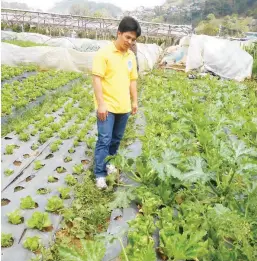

{"left": 92, "top": 42, "right": 138, "bottom": 113}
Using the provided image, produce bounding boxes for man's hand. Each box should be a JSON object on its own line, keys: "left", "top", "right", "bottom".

{"left": 131, "top": 101, "right": 138, "bottom": 115}
{"left": 98, "top": 103, "right": 108, "bottom": 121}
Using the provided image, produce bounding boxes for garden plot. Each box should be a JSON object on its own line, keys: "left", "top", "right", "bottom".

{"left": 2, "top": 82, "right": 94, "bottom": 189}
{"left": 2, "top": 65, "right": 257, "bottom": 261}
{"left": 102, "top": 109, "right": 146, "bottom": 261}
{"left": 1, "top": 77, "right": 100, "bottom": 260}
{"left": 1, "top": 68, "right": 82, "bottom": 116}
{"left": 107, "top": 71, "right": 257, "bottom": 261}
{"left": 1, "top": 64, "right": 38, "bottom": 82}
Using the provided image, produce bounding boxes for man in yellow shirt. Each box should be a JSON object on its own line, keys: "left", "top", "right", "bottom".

{"left": 92, "top": 16, "right": 141, "bottom": 189}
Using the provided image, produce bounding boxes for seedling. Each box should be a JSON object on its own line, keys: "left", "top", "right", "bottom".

{"left": 86, "top": 137, "right": 96, "bottom": 149}
{"left": 58, "top": 187, "right": 71, "bottom": 199}
{"left": 19, "top": 132, "right": 30, "bottom": 142}
{"left": 37, "top": 188, "right": 51, "bottom": 195}
{"left": 23, "top": 236, "right": 41, "bottom": 252}
{"left": 20, "top": 196, "right": 37, "bottom": 209}
{"left": 59, "top": 130, "right": 70, "bottom": 140}
{"left": 5, "top": 145, "right": 16, "bottom": 155}
{"left": 72, "top": 163, "right": 84, "bottom": 175}
{"left": 48, "top": 176, "right": 58, "bottom": 183}
{"left": 56, "top": 166, "right": 66, "bottom": 174}
{"left": 34, "top": 160, "right": 44, "bottom": 170}
{"left": 45, "top": 196, "right": 64, "bottom": 213}
{"left": 68, "top": 148, "right": 75, "bottom": 154}
{"left": 31, "top": 143, "right": 39, "bottom": 151}
{"left": 50, "top": 140, "right": 62, "bottom": 152}
{"left": 30, "top": 129, "right": 38, "bottom": 136}
{"left": 73, "top": 139, "right": 79, "bottom": 147}
{"left": 26, "top": 211, "right": 52, "bottom": 231}
{"left": 64, "top": 156, "right": 72, "bottom": 163}
{"left": 7, "top": 209, "right": 24, "bottom": 225}
{"left": 4, "top": 169, "right": 14, "bottom": 177}
{"left": 65, "top": 174, "right": 77, "bottom": 186}
{"left": 1, "top": 233, "right": 14, "bottom": 248}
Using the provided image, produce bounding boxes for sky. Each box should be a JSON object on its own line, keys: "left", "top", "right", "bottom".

{"left": 3, "top": 0, "right": 166, "bottom": 11}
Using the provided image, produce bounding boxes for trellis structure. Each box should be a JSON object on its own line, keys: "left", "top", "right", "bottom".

{"left": 1, "top": 8, "right": 192, "bottom": 39}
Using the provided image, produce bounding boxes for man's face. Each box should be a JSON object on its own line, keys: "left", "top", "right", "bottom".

{"left": 117, "top": 31, "right": 137, "bottom": 51}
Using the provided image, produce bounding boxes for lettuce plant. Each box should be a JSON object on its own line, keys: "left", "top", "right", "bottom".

{"left": 20, "top": 196, "right": 37, "bottom": 209}
{"left": 7, "top": 209, "right": 23, "bottom": 225}
{"left": 26, "top": 212, "right": 52, "bottom": 231}
{"left": 23, "top": 236, "right": 41, "bottom": 252}
{"left": 45, "top": 196, "right": 64, "bottom": 212}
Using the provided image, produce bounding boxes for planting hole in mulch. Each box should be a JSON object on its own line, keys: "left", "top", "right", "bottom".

{"left": 4, "top": 136, "right": 12, "bottom": 140}
{"left": 55, "top": 166, "right": 67, "bottom": 174}
{"left": 64, "top": 156, "right": 72, "bottom": 163}
{"left": 26, "top": 175, "right": 35, "bottom": 182}
{"left": 81, "top": 159, "right": 90, "bottom": 165}
{"left": 86, "top": 151, "right": 93, "bottom": 157}
{"left": 114, "top": 215, "right": 122, "bottom": 221}
{"left": 23, "top": 154, "right": 30, "bottom": 159}
{"left": 156, "top": 247, "right": 169, "bottom": 260}
{"left": 13, "top": 160, "right": 22, "bottom": 166}
{"left": 1, "top": 198, "right": 11, "bottom": 206}
{"left": 14, "top": 186, "right": 25, "bottom": 192}
{"left": 68, "top": 148, "right": 76, "bottom": 154}
{"left": 48, "top": 177, "right": 59, "bottom": 183}
{"left": 37, "top": 188, "right": 50, "bottom": 194}
{"left": 19, "top": 217, "right": 25, "bottom": 224}
{"left": 60, "top": 194, "right": 71, "bottom": 200}
{"left": 45, "top": 154, "right": 54, "bottom": 160}
{"left": 42, "top": 225, "right": 54, "bottom": 232}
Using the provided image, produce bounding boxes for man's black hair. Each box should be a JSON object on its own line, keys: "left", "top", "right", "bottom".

{"left": 118, "top": 16, "right": 141, "bottom": 38}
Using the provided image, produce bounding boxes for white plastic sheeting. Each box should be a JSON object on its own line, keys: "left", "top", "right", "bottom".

{"left": 1, "top": 41, "right": 162, "bottom": 73}
{"left": 1, "top": 31, "right": 18, "bottom": 41}
{"left": 159, "top": 36, "right": 190, "bottom": 70}
{"left": 16, "top": 32, "right": 51, "bottom": 44}
{"left": 2, "top": 42, "right": 95, "bottom": 73}
{"left": 137, "top": 43, "right": 162, "bottom": 72}
{"left": 1, "top": 31, "right": 110, "bottom": 51}
{"left": 186, "top": 35, "right": 253, "bottom": 81}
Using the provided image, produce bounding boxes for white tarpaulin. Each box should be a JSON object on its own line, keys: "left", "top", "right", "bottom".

{"left": 16, "top": 32, "right": 51, "bottom": 43}
{"left": 1, "top": 41, "right": 162, "bottom": 73}
{"left": 1, "top": 31, "right": 17, "bottom": 41}
{"left": 186, "top": 34, "right": 253, "bottom": 81}
{"left": 1, "top": 42, "right": 96, "bottom": 72}
{"left": 159, "top": 36, "right": 190, "bottom": 70}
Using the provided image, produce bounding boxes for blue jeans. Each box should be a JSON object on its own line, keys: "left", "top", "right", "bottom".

{"left": 94, "top": 112, "right": 130, "bottom": 178}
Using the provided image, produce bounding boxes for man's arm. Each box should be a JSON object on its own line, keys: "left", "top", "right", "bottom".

{"left": 130, "top": 53, "right": 138, "bottom": 115}
{"left": 130, "top": 80, "right": 138, "bottom": 115}
{"left": 93, "top": 75, "right": 108, "bottom": 121}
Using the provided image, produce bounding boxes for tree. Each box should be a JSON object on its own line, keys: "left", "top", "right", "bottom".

{"left": 70, "top": 4, "right": 90, "bottom": 16}
{"left": 196, "top": 21, "right": 219, "bottom": 36}
{"left": 207, "top": 14, "right": 216, "bottom": 21}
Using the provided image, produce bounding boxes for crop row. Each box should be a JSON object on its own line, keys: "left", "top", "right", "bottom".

{"left": 1, "top": 80, "right": 111, "bottom": 260}
{"left": 1, "top": 64, "right": 38, "bottom": 81}
{"left": 2, "top": 69, "right": 82, "bottom": 116}
{"left": 109, "top": 71, "right": 257, "bottom": 261}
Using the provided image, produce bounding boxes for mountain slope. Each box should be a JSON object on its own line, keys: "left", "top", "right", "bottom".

{"left": 48, "top": 0, "right": 122, "bottom": 17}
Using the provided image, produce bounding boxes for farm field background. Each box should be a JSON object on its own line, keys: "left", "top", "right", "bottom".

{"left": 1, "top": 51, "right": 257, "bottom": 260}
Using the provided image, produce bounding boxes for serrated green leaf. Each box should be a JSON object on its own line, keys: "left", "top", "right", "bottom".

{"left": 108, "top": 188, "right": 135, "bottom": 210}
